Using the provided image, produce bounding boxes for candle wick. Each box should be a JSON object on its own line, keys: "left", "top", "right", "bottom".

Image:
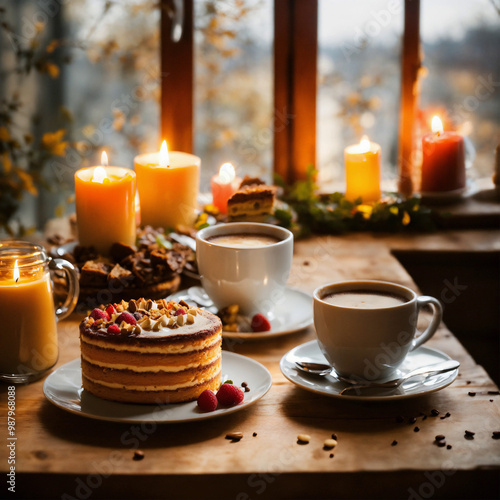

{"left": 15, "top": 277, "right": 19, "bottom": 283}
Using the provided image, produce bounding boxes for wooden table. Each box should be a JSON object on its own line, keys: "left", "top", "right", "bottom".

{"left": 1, "top": 234, "right": 499, "bottom": 499}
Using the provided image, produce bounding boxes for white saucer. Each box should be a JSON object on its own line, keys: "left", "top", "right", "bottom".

{"left": 280, "top": 340, "right": 459, "bottom": 401}
{"left": 43, "top": 351, "right": 272, "bottom": 423}
{"left": 168, "top": 287, "right": 313, "bottom": 339}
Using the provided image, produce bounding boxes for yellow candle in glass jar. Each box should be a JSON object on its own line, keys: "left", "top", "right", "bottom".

{"left": 75, "top": 152, "right": 136, "bottom": 255}
{"left": 344, "top": 136, "right": 381, "bottom": 203}
{"left": 0, "top": 260, "right": 58, "bottom": 375}
{"left": 134, "top": 141, "right": 201, "bottom": 229}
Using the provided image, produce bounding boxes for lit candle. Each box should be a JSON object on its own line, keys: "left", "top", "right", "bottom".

{"left": 344, "top": 135, "right": 381, "bottom": 203}
{"left": 210, "top": 163, "right": 241, "bottom": 214}
{"left": 134, "top": 141, "right": 201, "bottom": 229}
{"left": 0, "top": 259, "right": 57, "bottom": 375}
{"left": 75, "top": 151, "right": 137, "bottom": 255}
{"left": 421, "top": 116, "right": 465, "bottom": 193}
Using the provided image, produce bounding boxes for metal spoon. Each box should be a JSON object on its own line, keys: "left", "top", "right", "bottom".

{"left": 295, "top": 359, "right": 460, "bottom": 392}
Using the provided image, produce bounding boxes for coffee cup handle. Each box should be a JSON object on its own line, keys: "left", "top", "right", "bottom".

{"left": 410, "top": 296, "right": 443, "bottom": 351}
{"left": 49, "top": 258, "right": 80, "bottom": 321}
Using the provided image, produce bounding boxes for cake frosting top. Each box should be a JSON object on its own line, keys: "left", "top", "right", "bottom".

{"left": 80, "top": 298, "right": 221, "bottom": 343}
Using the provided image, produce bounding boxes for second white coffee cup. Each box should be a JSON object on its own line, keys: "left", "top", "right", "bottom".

{"left": 313, "top": 280, "right": 443, "bottom": 381}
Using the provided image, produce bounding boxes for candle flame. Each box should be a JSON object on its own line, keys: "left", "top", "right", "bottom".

{"left": 92, "top": 166, "right": 108, "bottom": 183}
{"left": 159, "top": 140, "right": 170, "bottom": 168}
{"left": 13, "top": 260, "right": 19, "bottom": 283}
{"left": 101, "top": 151, "right": 108, "bottom": 167}
{"left": 218, "top": 163, "right": 235, "bottom": 184}
{"left": 431, "top": 116, "right": 444, "bottom": 134}
{"left": 359, "top": 135, "right": 371, "bottom": 153}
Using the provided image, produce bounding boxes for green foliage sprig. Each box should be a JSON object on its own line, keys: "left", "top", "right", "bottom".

{"left": 274, "top": 167, "right": 436, "bottom": 236}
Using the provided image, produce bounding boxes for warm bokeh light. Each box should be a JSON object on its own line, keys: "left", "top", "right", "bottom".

{"left": 431, "top": 116, "right": 444, "bottom": 134}
{"left": 218, "top": 163, "right": 235, "bottom": 184}
{"left": 159, "top": 140, "right": 170, "bottom": 168}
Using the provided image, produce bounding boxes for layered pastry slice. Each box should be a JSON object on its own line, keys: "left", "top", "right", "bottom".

{"left": 227, "top": 176, "right": 276, "bottom": 221}
{"left": 80, "top": 298, "right": 222, "bottom": 404}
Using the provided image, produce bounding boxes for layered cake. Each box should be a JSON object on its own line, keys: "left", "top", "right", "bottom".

{"left": 80, "top": 298, "right": 222, "bottom": 404}
{"left": 227, "top": 176, "right": 276, "bottom": 221}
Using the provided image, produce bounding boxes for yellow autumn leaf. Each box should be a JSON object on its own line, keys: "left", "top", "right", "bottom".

{"left": 55, "top": 203, "right": 65, "bottom": 218}
{"left": 402, "top": 211, "right": 411, "bottom": 226}
{"left": 0, "top": 126, "right": 11, "bottom": 141}
{"left": 356, "top": 204, "right": 373, "bottom": 220}
{"left": 16, "top": 169, "right": 38, "bottom": 196}
{"left": 46, "top": 40, "right": 59, "bottom": 53}
{"left": 2, "top": 152, "right": 12, "bottom": 174}
{"left": 46, "top": 62, "right": 60, "bottom": 78}
{"left": 42, "top": 129, "right": 68, "bottom": 156}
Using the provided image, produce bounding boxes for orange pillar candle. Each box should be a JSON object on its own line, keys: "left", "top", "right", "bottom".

{"left": 0, "top": 259, "right": 57, "bottom": 376}
{"left": 344, "top": 136, "right": 381, "bottom": 203}
{"left": 210, "top": 163, "right": 241, "bottom": 214}
{"left": 421, "top": 116, "right": 465, "bottom": 193}
{"left": 75, "top": 152, "right": 136, "bottom": 255}
{"left": 134, "top": 141, "right": 201, "bottom": 229}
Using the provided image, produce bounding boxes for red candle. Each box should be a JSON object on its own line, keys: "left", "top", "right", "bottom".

{"left": 210, "top": 163, "right": 241, "bottom": 214}
{"left": 421, "top": 116, "right": 465, "bottom": 193}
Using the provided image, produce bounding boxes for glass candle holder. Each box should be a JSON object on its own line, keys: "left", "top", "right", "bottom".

{"left": 0, "top": 241, "right": 79, "bottom": 383}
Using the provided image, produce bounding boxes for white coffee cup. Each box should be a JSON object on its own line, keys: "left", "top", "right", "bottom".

{"left": 196, "top": 223, "right": 293, "bottom": 316}
{"left": 313, "top": 280, "right": 443, "bottom": 381}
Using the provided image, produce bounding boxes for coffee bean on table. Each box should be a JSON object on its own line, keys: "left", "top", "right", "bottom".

{"left": 430, "top": 409, "right": 439, "bottom": 417}
{"left": 464, "top": 430, "right": 475, "bottom": 439}
{"left": 468, "top": 392, "right": 476, "bottom": 397}
{"left": 414, "top": 427, "right": 420, "bottom": 432}
{"left": 409, "top": 417, "right": 417, "bottom": 424}
{"left": 435, "top": 435, "right": 446, "bottom": 441}
{"left": 437, "top": 440, "right": 447, "bottom": 447}
{"left": 447, "top": 445, "right": 452, "bottom": 449}
{"left": 391, "top": 440, "right": 398, "bottom": 446}
{"left": 133, "top": 450, "right": 145, "bottom": 461}
{"left": 492, "top": 431, "right": 500, "bottom": 439}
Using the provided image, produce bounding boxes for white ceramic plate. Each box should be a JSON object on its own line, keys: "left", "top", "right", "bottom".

{"left": 280, "top": 340, "right": 459, "bottom": 401}
{"left": 168, "top": 287, "right": 313, "bottom": 340}
{"left": 43, "top": 352, "right": 272, "bottom": 423}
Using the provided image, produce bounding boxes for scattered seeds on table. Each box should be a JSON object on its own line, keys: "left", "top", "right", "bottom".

{"left": 329, "top": 453, "right": 334, "bottom": 458}
{"left": 430, "top": 409, "right": 440, "bottom": 417}
{"left": 487, "top": 391, "right": 500, "bottom": 395}
{"left": 323, "top": 439, "right": 337, "bottom": 449}
{"left": 225, "top": 432, "right": 243, "bottom": 442}
{"left": 492, "top": 431, "right": 500, "bottom": 439}
{"left": 437, "top": 440, "right": 447, "bottom": 448}
{"left": 447, "top": 445, "right": 452, "bottom": 450}
{"left": 435, "top": 435, "right": 446, "bottom": 441}
{"left": 297, "top": 434, "right": 311, "bottom": 444}
{"left": 414, "top": 427, "right": 420, "bottom": 432}
{"left": 464, "top": 430, "right": 475, "bottom": 440}
{"left": 391, "top": 440, "right": 398, "bottom": 446}
{"left": 241, "top": 382, "right": 248, "bottom": 388}
{"left": 468, "top": 392, "right": 476, "bottom": 397}
{"left": 133, "top": 450, "right": 145, "bottom": 461}
{"left": 244, "top": 386, "right": 250, "bottom": 392}
{"left": 331, "top": 433, "right": 338, "bottom": 440}
{"left": 253, "top": 432, "right": 257, "bottom": 437}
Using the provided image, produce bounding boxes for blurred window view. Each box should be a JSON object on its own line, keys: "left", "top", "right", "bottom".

{"left": 317, "top": 0, "right": 499, "bottom": 188}
{"left": 0, "top": 0, "right": 498, "bottom": 234}
{"left": 194, "top": 0, "right": 273, "bottom": 187}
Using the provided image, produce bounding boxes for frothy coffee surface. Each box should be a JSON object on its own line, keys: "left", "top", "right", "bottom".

{"left": 322, "top": 290, "right": 407, "bottom": 309}
{"left": 207, "top": 233, "right": 280, "bottom": 248}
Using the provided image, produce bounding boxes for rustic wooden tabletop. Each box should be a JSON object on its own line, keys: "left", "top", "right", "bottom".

{"left": 1, "top": 233, "right": 499, "bottom": 499}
